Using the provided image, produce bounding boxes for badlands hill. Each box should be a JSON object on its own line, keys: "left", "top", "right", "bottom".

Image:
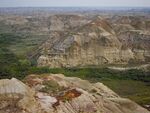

{"left": 37, "top": 15, "right": 150, "bottom": 67}
{"left": 0, "top": 74, "right": 150, "bottom": 113}
{"left": 0, "top": 11, "right": 149, "bottom": 67}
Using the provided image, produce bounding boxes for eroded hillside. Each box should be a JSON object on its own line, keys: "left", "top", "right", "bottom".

{"left": 0, "top": 12, "right": 149, "bottom": 67}
{"left": 0, "top": 74, "right": 149, "bottom": 113}
{"left": 37, "top": 15, "right": 150, "bottom": 67}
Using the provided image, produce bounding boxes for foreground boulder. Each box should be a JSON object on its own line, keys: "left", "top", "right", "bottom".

{"left": 0, "top": 74, "right": 149, "bottom": 113}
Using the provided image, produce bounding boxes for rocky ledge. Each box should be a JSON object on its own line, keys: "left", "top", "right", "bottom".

{"left": 0, "top": 74, "right": 149, "bottom": 113}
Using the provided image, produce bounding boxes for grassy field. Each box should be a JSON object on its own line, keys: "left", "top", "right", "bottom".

{"left": 0, "top": 33, "right": 48, "bottom": 56}
{"left": 0, "top": 33, "right": 48, "bottom": 78}
{"left": 101, "top": 79, "right": 150, "bottom": 105}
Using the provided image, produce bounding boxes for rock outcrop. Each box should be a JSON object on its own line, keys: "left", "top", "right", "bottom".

{"left": 0, "top": 78, "right": 42, "bottom": 113}
{"left": 0, "top": 74, "right": 149, "bottom": 113}
{"left": 38, "top": 16, "right": 150, "bottom": 67}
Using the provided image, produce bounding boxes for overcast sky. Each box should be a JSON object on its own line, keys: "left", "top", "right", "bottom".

{"left": 0, "top": 0, "right": 150, "bottom": 7}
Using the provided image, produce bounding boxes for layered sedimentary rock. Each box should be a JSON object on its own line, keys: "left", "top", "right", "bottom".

{"left": 0, "top": 12, "right": 149, "bottom": 67}
{"left": 38, "top": 16, "right": 150, "bottom": 67}
{"left": 0, "top": 74, "right": 149, "bottom": 113}
{"left": 0, "top": 78, "right": 42, "bottom": 113}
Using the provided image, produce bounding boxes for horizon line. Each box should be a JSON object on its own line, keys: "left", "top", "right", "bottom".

{"left": 0, "top": 6, "right": 150, "bottom": 8}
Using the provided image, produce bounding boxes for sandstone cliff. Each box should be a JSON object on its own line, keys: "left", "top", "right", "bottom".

{"left": 0, "top": 74, "right": 149, "bottom": 113}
